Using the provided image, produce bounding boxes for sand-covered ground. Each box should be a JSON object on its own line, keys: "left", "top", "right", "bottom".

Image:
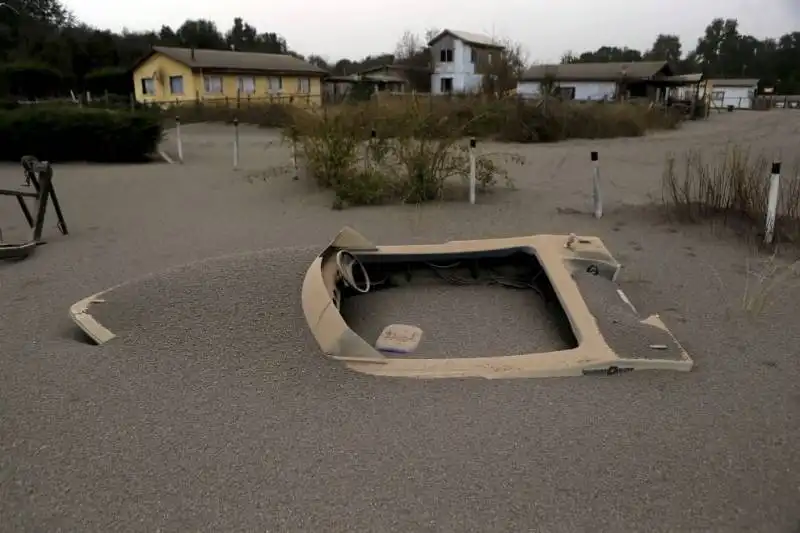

{"left": 0, "top": 110, "right": 798, "bottom": 532}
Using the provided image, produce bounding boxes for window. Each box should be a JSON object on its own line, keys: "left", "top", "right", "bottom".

{"left": 711, "top": 90, "right": 725, "bottom": 102}
{"left": 297, "top": 77, "right": 310, "bottom": 94}
{"left": 237, "top": 75, "right": 256, "bottom": 95}
{"left": 470, "top": 48, "right": 477, "bottom": 63}
{"left": 439, "top": 48, "right": 453, "bottom": 62}
{"left": 141, "top": 77, "right": 155, "bottom": 95}
{"left": 440, "top": 77, "right": 453, "bottom": 93}
{"left": 558, "top": 86, "right": 576, "bottom": 100}
{"left": 204, "top": 75, "right": 223, "bottom": 94}
{"left": 268, "top": 76, "right": 283, "bottom": 92}
{"left": 168, "top": 75, "right": 183, "bottom": 95}
{"left": 488, "top": 53, "right": 493, "bottom": 65}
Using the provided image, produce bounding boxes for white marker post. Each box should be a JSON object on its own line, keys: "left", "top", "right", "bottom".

{"left": 233, "top": 117, "right": 240, "bottom": 170}
{"left": 366, "top": 129, "right": 376, "bottom": 172}
{"left": 175, "top": 116, "right": 183, "bottom": 164}
{"left": 469, "top": 137, "right": 477, "bottom": 205}
{"left": 291, "top": 139, "right": 298, "bottom": 178}
{"left": 591, "top": 151, "right": 603, "bottom": 219}
{"left": 764, "top": 161, "right": 781, "bottom": 244}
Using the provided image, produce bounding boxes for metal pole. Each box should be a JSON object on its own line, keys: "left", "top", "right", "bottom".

{"left": 764, "top": 161, "right": 781, "bottom": 244}
{"left": 468, "top": 138, "right": 477, "bottom": 205}
{"left": 175, "top": 116, "right": 183, "bottom": 163}
{"left": 591, "top": 151, "right": 602, "bottom": 219}
{"left": 233, "top": 117, "right": 239, "bottom": 170}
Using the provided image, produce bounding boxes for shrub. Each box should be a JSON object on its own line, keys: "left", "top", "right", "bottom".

{"left": 0, "top": 106, "right": 163, "bottom": 162}
{"left": 287, "top": 98, "right": 522, "bottom": 208}
{"left": 493, "top": 99, "right": 682, "bottom": 142}
{"left": 168, "top": 94, "right": 682, "bottom": 144}
{"left": 661, "top": 146, "right": 800, "bottom": 244}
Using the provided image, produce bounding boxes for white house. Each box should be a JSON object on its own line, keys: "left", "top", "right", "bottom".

{"left": 706, "top": 79, "right": 759, "bottom": 109}
{"left": 517, "top": 61, "right": 675, "bottom": 101}
{"left": 428, "top": 29, "right": 505, "bottom": 94}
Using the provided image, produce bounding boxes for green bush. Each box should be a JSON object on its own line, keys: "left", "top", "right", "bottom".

{"left": 0, "top": 106, "right": 163, "bottom": 162}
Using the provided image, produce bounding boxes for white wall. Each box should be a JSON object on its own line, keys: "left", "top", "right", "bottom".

{"left": 431, "top": 39, "right": 483, "bottom": 94}
{"left": 711, "top": 86, "right": 755, "bottom": 109}
{"left": 516, "top": 81, "right": 617, "bottom": 101}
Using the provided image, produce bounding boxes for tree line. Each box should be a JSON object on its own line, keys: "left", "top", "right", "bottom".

{"left": 562, "top": 19, "right": 799, "bottom": 93}
{"left": 0, "top": 0, "right": 798, "bottom": 98}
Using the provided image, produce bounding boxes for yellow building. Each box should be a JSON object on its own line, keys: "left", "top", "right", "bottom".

{"left": 132, "top": 46, "right": 326, "bottom": 106}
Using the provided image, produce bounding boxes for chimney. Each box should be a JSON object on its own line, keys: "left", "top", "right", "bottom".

{"left": 190, "top": 48, "right": 195, "bottom": 60}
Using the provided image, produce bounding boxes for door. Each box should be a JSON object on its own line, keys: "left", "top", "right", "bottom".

{"left": 440, "top": 77, "right": 453, "bottom": 93}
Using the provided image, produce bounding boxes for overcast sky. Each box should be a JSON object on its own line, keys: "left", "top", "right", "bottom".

{"left": 64, "top": 0, "right": 799, "bottom": 63}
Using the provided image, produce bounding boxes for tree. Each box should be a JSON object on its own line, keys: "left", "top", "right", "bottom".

{"left": 645, "top": 34, "right": 682, "bottom": 62}
{"left": 574, "top": 46, "right": 642, "bottom": 63}
{"left": 306, "top": 54, "right": 329, "bottom": 70}
{"left": 158, "top": 25, "right": 178, "bottom": 45}
{"left": 424, "top": 28, "right": 440, "bottom": 44}
{"left": 483, "top": 40, "right": 529, "bottom": 95}
{"left": 394, "top": 30, "right": 422, "bottom": 61}
{"left": 225, "top": 17, "right": 258, "bottom": 51}
{"left": 694, "top": 18, "right": 741, "bottom": 76}
{"left": 176, "top": 19, "right": 225, "bottom": 49}
{"left": 560, "top": 51, "right": 578, "bottom": 64}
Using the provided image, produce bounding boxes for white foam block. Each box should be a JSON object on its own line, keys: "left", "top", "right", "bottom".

{"left": 375, "top": 324, "right": 423, "bottom": 354}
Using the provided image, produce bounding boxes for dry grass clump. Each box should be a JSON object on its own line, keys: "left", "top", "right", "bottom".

{"left": 742, "top": 253, "right": 800, "bottom": 314}
{"left": 662, "top": 145, "right": 800, "bottom": 244}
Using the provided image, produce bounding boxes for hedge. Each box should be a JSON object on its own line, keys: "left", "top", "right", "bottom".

{"left": 0, "top": 106, "right": 163, "bottom": 162}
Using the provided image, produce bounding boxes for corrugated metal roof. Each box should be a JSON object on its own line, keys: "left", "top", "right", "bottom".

{"left": 706, "top": 78, "right": 759, "bottom": 87}
{"left": 521, "top": 61, "right": 671, "bottom": 82}
{"left": 149, "top": 46, "right": 327, "bottom": 75}
{"left": 359, "top": 64, "right": 430, "bottom": 75}
{"left": 666, "top": 73, "right": 703, "bottom": 83}
{"left": 427, "top": 29, "right": 505, "bottom": 49}
{"left": 325, "top": 73, "right": 407, "bottom": 84}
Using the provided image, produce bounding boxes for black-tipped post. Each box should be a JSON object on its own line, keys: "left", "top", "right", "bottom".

{"left": 175, "top": 115, "right": 180, "bottom": 125}
{"left": 371, "top": 129, "right": 377, "bottom": 138}
{"left": 233, "top": 117, "right": 239, "bottom": 126}
{"left": 771, "top": 161, "right": 781, "bottom": 175}
{"left": 469, "top": 138, "right": 476, "bottom": 149}
{"left": 591, "top": 151, "right": 598, "bottom": 162}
